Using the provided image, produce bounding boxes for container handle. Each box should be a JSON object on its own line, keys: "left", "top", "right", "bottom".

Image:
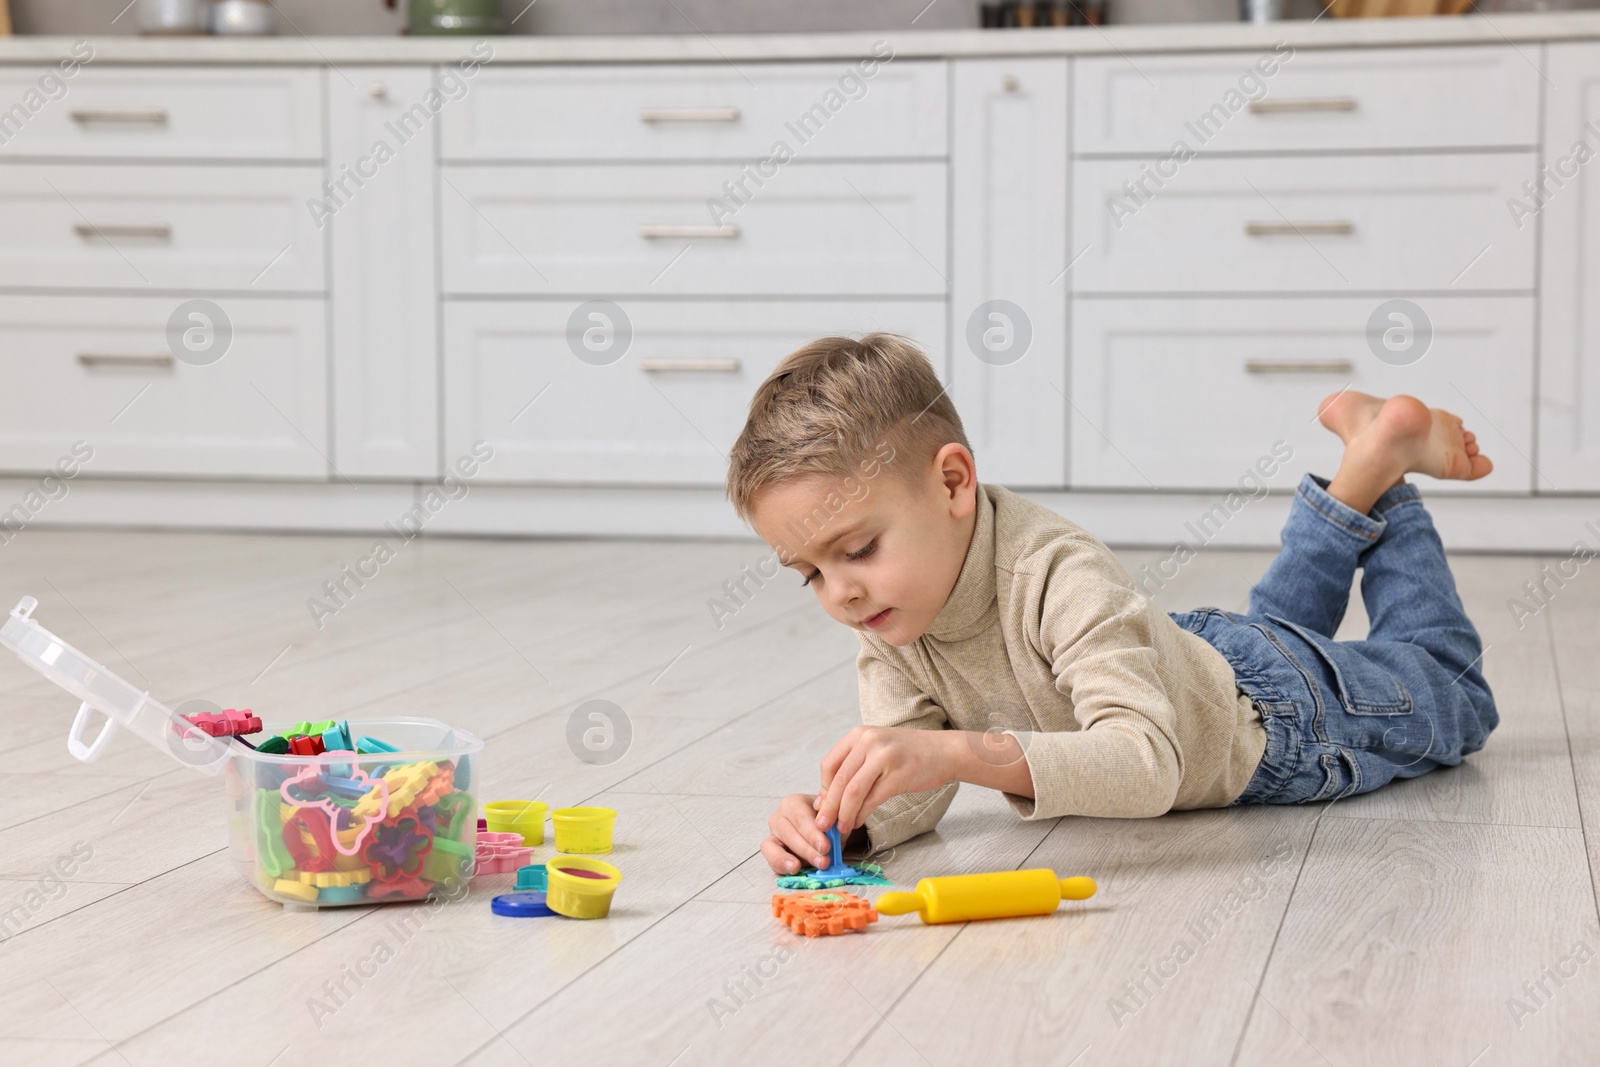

{"left": 67, "top": 699, "right": 121, "bottom": 762}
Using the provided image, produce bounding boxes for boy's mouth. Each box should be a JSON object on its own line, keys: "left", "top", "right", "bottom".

{"left": 861, "top": 608, "right": 892, "bottom": 630}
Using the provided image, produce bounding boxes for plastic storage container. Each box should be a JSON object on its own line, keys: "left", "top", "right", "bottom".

{"left": 1, "top": 596, "right": 483, "bottom": 908}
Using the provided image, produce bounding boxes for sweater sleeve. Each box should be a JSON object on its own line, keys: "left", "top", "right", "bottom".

{"left": 855, "top": 639, "right": 959, "bottom": 854}
{"left": 1002, "top": 539, "right": 1185, "bottom": 820}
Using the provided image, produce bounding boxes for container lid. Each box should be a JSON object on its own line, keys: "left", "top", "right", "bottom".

{"left": 0, "top": 596, "right": 233, "bottom": 773}
{"left": 491, "top": 892, "right": 556, "bottom": 918}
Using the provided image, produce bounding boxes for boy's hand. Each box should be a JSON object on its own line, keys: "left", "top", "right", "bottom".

{"left": 762, "top": 793, "right": 832, "bottom": 875}
{"left": 817, "top": 726, "right": 953, "bottom": 839}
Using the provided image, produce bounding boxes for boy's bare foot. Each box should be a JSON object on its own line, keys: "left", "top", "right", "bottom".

{"left": 1317, "top": 391, "right": 1493, "bottom": 515}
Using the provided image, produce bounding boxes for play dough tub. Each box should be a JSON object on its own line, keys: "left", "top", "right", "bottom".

{"left": 1, "top": 596, "right": 483, "bottom": 909}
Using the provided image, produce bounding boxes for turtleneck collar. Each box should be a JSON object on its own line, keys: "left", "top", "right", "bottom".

{"left": 922, "top": 484, "right": 997, "bottom": 643}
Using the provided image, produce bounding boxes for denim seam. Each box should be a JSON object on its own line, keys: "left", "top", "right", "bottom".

{"left": 1253, "top": 622, "right": 1331, "bottom": 744}
{"left": 1297, "top": 484, "right": 1382, "bottom": 543}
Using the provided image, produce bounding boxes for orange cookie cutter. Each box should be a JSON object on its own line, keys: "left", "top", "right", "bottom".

{"left": 771, "top": 891, "right": 878, "bottom": 938}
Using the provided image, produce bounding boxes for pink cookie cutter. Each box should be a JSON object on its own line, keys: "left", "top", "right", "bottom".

{"left": 475, "top": 831, "right": 534, "bottom": 874}
{"left": 280, "top": 764, "right": 390, "bottom": 858}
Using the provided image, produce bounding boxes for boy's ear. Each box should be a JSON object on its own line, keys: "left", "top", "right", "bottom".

{"left": 933, "top": 443, "right": 977, "bottom": 516}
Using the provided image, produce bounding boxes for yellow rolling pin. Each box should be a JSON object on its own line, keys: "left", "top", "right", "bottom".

{"left": 875, "top": 869, "right": 1097, "bottom": 925}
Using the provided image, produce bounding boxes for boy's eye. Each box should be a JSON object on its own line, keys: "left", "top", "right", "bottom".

{"left": 845, "top": 538, "right": 877, "bottom": 562}
{"left": 799, "top": 538, "right": 874, "bottom": 587}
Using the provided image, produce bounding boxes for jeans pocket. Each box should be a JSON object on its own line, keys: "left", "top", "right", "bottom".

{"left": 1265, "top": 614, "right": 1413, "bottom": 717}
{"left": 1308, "top": 748, "right": 1359, "bottom": 802}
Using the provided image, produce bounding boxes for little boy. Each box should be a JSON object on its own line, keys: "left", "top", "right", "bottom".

{"left": 726, "top": 334, "right": 1498, "bottom": 875}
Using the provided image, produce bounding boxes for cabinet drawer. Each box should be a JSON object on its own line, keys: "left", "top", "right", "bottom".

{"left": 1070, "top": 297, "right": 1533, "bottom": 494}
{"left": 1072, "top": 153, "right": 1534, "bottom": 293}
{"left": 440, "top": 163, "right": 947, "bottom": 296}
{"left": 1075, "top": 46, "right": 1539, "bottom": 156}
{"left": 0, "top": 68, "right": 323, "bottom": 160}
{"left": 443, "top": 300, "right": 945, "bottom": 486}
{"left": 0, "top": 296, "right": 328, "bottom": 478}
{"left": 442, "top": 58, "right": 944, "bottom": 161}
{"left": 0, "top": 165, "right": 325, "bottom": 292}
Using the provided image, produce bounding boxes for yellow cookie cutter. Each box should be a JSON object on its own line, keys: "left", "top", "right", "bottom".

{"left": 545, "top": 855, "right": 622, "bottom": 919}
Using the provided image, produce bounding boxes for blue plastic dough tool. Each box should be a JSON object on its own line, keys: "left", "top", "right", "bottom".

{"left": 811, "top": 826, "right": 862, "bottom": 881}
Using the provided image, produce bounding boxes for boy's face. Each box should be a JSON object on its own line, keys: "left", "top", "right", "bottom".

{"left": 749, "top": 445, "right": 978, "bottom": 647}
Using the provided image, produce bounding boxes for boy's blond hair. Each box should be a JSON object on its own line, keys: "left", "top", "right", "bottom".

{"left": 725, "top": 333, "right": 971, "bottom": 526}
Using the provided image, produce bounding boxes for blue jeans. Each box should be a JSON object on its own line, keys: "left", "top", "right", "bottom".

{"left": 1170, "top": 474, "right": 1498, "bottom": 806}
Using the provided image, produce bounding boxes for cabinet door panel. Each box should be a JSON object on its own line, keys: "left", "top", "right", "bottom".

{"left": 1072, "top": 297, "right": 1533, "bottom": 495}
{"left": 0, "top": 296, "right": 328, "bottom": 479}
{"left": 1539, "top": 44, "right": 1600, "bottom": 491}
{"left": 440, "top": 163, "right": 948, "bottom": 297}
{"left": 951, "top": 58, "right": 1069, "bottom": 488}
{"left": 1074, "top": 46, "right": 1539, "bottom": 155}
{"left": 328, "top": 67, "right": 440, "bottom": 479}
{"left": 443, "top": 300, "right": 945, "bottom": 485}
{"left": 0, "top": 164, "right": 325, "bottom": 292}
{"left": 1073, "top": 153, "right": 1534, "bottom": 294}
{"left": 0, "top": 67, "right": 323, "bottom": 160}
{"left": 444, "top": 60, "right": 946, "bottom": 161}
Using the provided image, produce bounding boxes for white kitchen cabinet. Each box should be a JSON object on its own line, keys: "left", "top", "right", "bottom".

{"left": 0, "top": 163, "right": 325, "bottom": 292}
{"left": 327, "top": 67, "right": 441, "bottom": 480}
{"left": 1071, "top": 297, "right": 1534, "bottom": 494}
{"left": 0, "top": 295, "right": 328, "bottom": 478}
{"left": 950, "top": 57, "right": 1069, "bottom": 488}
{"left": 1539, "top": 44, "right": 1600, "bottom": 492}
{"left": 1074, "top": 45, "right": 1540, "bottom": 156}
{"left": 439, "top": 162, "right": 948, "bottom": 297}
{"left": 1072, "top": 152, "right": 1535, "bottom": 294}
{"left": 443, "top": 59, "right": 946, "bottom": 162}
{"left": 0, "top": 67, "right": 323, "bottom": 160}
{"left": 442, "top": 300, "right": 945, "bottom": 485}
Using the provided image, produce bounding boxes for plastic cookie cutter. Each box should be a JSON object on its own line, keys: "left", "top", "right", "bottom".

{"left": 363, "top": 814, "right": 434, "bottom": 881}
{"left": 354, "top": 761, "right": 437, "bottom": 820}
{"left": 515, "top": 864, "right": 548, "bottom": 892}
{"left": 772, "top": 891, "right": 878, "bottom": 937}
{"left": 475, "top": 831, "right": 534, "bottom": 874}
{"left": 184, "top": 708, "right": 263, "bottom": 738}
{"left": 280, "top": 764, "right": 389, "bottom": 857}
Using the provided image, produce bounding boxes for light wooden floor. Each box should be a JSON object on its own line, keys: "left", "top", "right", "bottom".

{"left": 0, "top": 526, "right": 1596, "bottom": 1067}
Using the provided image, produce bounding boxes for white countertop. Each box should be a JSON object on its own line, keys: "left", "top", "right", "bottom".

{"left": 0, "top": 11, "right": 1596, "bottom": 65}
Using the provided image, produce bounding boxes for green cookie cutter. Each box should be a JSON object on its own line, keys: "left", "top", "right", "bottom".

{"left": 254, "top": 788, "right": 294, "bottom": 878}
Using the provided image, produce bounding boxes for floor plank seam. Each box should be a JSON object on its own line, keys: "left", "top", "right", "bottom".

{"left": 1544, "top": 607, "right": 1600, "bottom": 930}
{"left": 1226, "top": 808, "right": 1330, "bottom": 1067}
{"left": 1316, "top": 810, "right": 1586, "bottom": 832}
{"left": 838, "top": 922, "right": 970, "bottom": 1067}
{"left": 1, "top": 847, "right": 225, "bottom": 951}
{"left": 448, "top": 867, "right": 749, "bottom": 1067}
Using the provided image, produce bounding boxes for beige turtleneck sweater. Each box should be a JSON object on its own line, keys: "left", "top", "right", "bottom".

{"left": 859, "top": 482, "right": 1269, "bottom": 852}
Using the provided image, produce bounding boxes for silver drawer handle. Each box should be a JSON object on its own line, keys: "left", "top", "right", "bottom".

{"left": 74, "top": 224, "right": 172, "bottom": 239}
{"left": 71, "top": 109, "right": 170, "bottom": 124}
{"left": 1248, "top": 98, "right": 1357, "bottom": 114}
{"left": 1245, "top": 359, "right": 1354, "bottom": 374}
{"left": 1245, "top": 221, "right": 1354, "bottom": 237}
{"left": 638, "top": 107, "right": 740, "bottom": 123}
{"left": 639, "top": 358, "right": 742, "bottom": 373}
{"left": 638, "top": 225, "right": 740, "bottom": 240}
{"left": 77, "top": 353, "right": 175, "bottom": 369}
